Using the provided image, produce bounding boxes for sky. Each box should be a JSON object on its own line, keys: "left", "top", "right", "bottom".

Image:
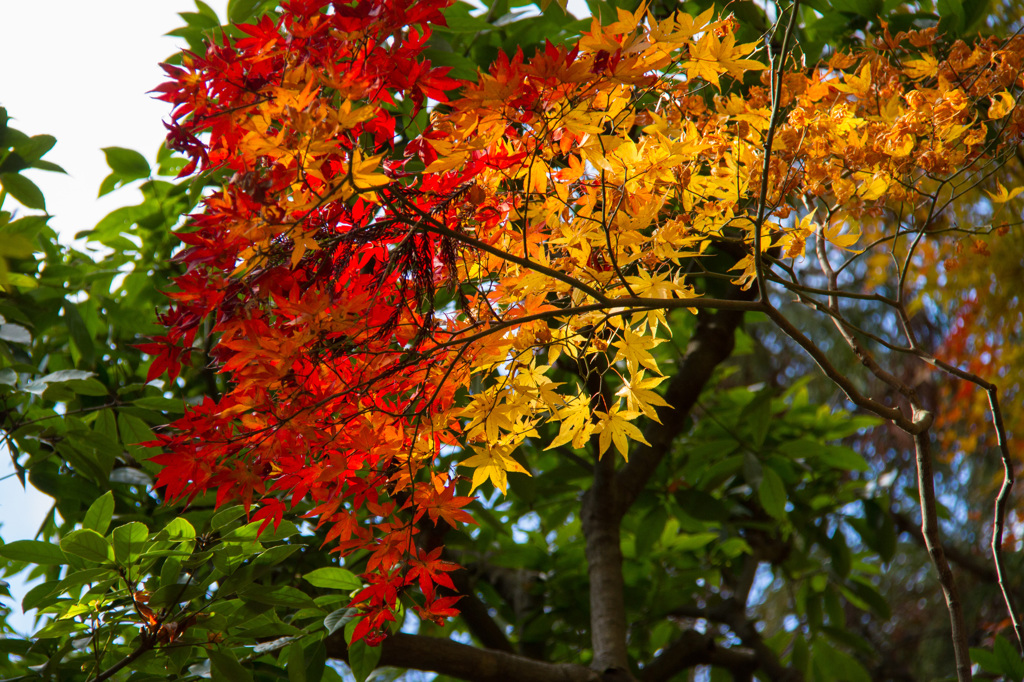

{"left": 0, "top": 0, "right": 228, "bottom": 634}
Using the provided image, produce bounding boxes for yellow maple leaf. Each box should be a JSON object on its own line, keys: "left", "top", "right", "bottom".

{"left": 615, "top": 371, "right": 671, "bottom": 423}
{"left": 594, "top": 404, "right": 650, "bottom": 461}
{"left": 460, "top": 443, "right": 532, "bottom": 494}
{"left": 833, "top": 62, "right": 872, "bottom": 95}
{"left": 546, "top": 393, "right": 596, "bottom": 451}
{"left": 290, "top": 231, "right": 320, "bottom": 267}
{"left": 903, "top": 53, "right": 938, "bottom": 80}
{"left": 822, "top": 220, "right": 862, "bottom": 252}
{"left": 989, "top": 92, "right": 1016, "bottom": 120}
{"left": 985, "top": 181, "right": 1024, "bottom": 204}
{"left": 612, "top": 328, "right": 663, "bottom": 375}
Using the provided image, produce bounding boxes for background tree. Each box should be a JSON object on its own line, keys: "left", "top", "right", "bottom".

{"left": 2, "top": 1, "right": 1024, "bottom": 682}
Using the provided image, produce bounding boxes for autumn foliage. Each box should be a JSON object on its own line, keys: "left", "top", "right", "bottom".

{"left": 149, "top": 0, "right": 1024, "bottom": 645}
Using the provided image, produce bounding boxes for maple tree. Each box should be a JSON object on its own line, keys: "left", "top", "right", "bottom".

{"left": 3, "top": 0, "right": 1024, "bottom": 681}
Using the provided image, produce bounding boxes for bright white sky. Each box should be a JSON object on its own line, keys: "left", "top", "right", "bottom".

{"left": 0, "top": 0, "right": 228, "bottom": 633}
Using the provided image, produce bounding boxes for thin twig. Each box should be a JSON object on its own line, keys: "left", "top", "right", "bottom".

{"left": 911, "top": 414, "right": 972, "bottom": 682}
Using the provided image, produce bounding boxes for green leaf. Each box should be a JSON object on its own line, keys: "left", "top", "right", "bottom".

{"left": 162, "top": 517, "right": 197, "bottom": 541}
{"left": 208, "top": 648, "right": 254, "bottom": 682}
{"left": 303, "top": 567, "right": 362, "bottom": 591}
{"left": 0, "top": 539, "right": 67, "bottom": 565}
{"left": 228, "top": 0, "right": 262, "bottom": 23}
{"left": 60, "top": 529, "right": 112, "bottom": 563}
{"left": 83, "top": 491, "right": 115, "bottom": 534}
{"left": 34, "top": 619, "right": 84, "bottom": 639}
{"left": 112, "top": 521, "right": 149, "bottom": 564}
{"left": 972, "top": 647, "right": 1003, "bottom": 675}
{"left": 994, "top": 634, "right": 1024, "bottom": 682}
{"left": 194, "top": 0, "right": 221, "bottom": 22}
{"left": 212, "top": 505, "right": 247, "bottom": 530}
{"left": 758, "top": 467, "right": 787, "bottom": 520}
{"left": 672, "top": 532, "right": 719, "bottom": 551}
{"left": 741, "top": 386, "right": 773, "bottom": 448}
{"left": 62, "top": 301, "right": 96, "bottom": 368}
{"left": 811, "top": 638, "right": 870, "bottom": 682}
{"left": 816, "top": 445, "right": 869, "bottom": 472}
{"left": 347, "top": 638, "right": 382, "bottom": 682}
{"left": 937, "top": 0, "right": 965, "bottom": 32}
{"left": 827, "top": 529, "right": 852, "bottom": 578}
{"left": 0, "top": 173, "right": 45, "bottom": 210}
{"left": 325, "top": 607, "right": 358, "bottom": 635}
{"left": 14, "top": 134, "right": 56, "bottom": 163}
{"left": 132, "top": 396, "right": 186, "bottom": 413}
{"left": 288, "top": 641, "right": 307, "bottom": 682}
{"left": 117, "top": 412, "right": 157, "bottom": 447}
{"left": 102, "top": 147, "right": 150, "bottom": 182}
{"left": 239, "top": 585, "right": 317, "bottom": 609}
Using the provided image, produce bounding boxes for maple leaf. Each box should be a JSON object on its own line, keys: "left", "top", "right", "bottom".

{"left": 989, "top": 92, "right": 1016, "bottom": 120}
{"left": 415, "top": 484, "right": 477, "bottom": 528}
{"left": 615, "top": 371, "right": 671, "bottom": 423}
{"left": 833, "top": 62, "right": 872, "bottom": 95}
{"left": 903, "top": 53, "right": 938, "bottom": 80}
{"left": 546, "top": 392, "right": 597, "bottom": 451}
{"left": 612, "top": 328, "right": 663, "bottom": 375}
{"left": 459, "top": 443, "right": 532, "bottom": 494}
{"left": 986, "top": 182, "right": 1024, "bottom": 204}
{"left": 822, "top": 220, "right": 863, "bottom": 252}
{"left": 594, "top": 403, "right": 650, "bottom": 460}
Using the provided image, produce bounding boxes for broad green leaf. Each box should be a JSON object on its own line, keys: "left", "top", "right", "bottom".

{"left": 288, "top": 641, "right": 307, "bottom": 682}
{"left": 132, "top": 396, "right": 186, "bottom": 413}
{"left": 758, "top": 467, "right": 787, "bottom": 520}
{"left": 672, "top": 532, "right": 719, "bottom": 551}
{"left": 117, "top": 413, "right": 156, "bottom": 447}
{"left": 303, "top": 567, "right": 361, "bottom": 591}
{"left": 161, "top": 517, "right": 196, "bottom": 541}
{"left": 816, "top": 445, "right": 869, "bottom": 472}
{"left": 937, "top": 0, "right": 965, "bottom": 32}
{"left": 208, "top": 648, "right": 254, "bottom": 682}
{"left": 34, "top": 619, "right": 84, "bottom": 639}
{"left": 102, "top": 147, "right": 150, "bottom": 182}
{"left": 741, "top": 387, "right": 773, "bottom": 448}
{"left": 62, "top": 301, "right": 96, "bottom": 368}
{"left": 83, "top": 491, "right": 115, "bottom": 534}
{"left": 22, "top": 579, "right": 61, "bottom": 611}
{"left": 60, "top": 529, "right": 113, "bottom": 563}
{"left": 0, "top": 173, "right": 45, "bottom": 210}
{"left": 347, "top": 638, "right": 382, "bottom": 682}
{"left": 212, "top": 505, "right": 246, "bottom": 530}
{"left": 13, "top": 134, "right": 56, "bottom": 163}
{"left": 0, "top": 540, "right": 67, "bottom": 565}
{"left": 994, "top": 634, "right": 1024, "bottom": 682}
{"left": 112, "top": 521, "right": 149, "bottom": 564}
{"left": 811, "top": 638, "right": 871, "bottom": 682}
{"left": 239, "top": 585, "right": 317, "bottom": 609}
{"left": 228, "top": 0, "right": 262, "bottom": 23}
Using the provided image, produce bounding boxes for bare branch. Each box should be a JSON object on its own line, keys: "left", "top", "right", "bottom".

{"left": 911, "top": 417, "right": 972, "bottom": 682}
{"left": 325, "top": 631, "right": 603, "bottom": 682}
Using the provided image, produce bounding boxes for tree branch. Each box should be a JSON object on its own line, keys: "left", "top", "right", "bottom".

{"left": 640, "top": 630, "right": 757, "bottom": 682}
{"left": 324, "top": 631, "right": 603, "bottom": 682}
{"left": 450, "top": 568, "right": 517, "bottom": 655}
{"left": 911, "top": 418, "right": 972, "bottom": 682}
{"left": 582, "top": 440, "right": 632, "bottom": 676}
